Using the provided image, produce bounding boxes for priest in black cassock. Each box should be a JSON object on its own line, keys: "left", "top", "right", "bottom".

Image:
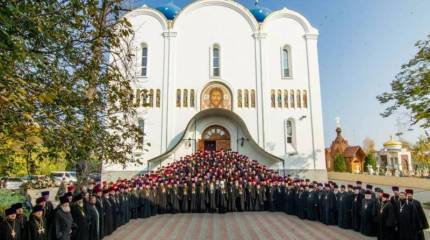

{"left": 190, "top": 182, "right": 198, "bottom": 212}
{"left": 295, "top": 185, "right": 307, "bottom": 219}
{"left": 70, "top": 194, "right": 89, "bottom": 240}
{"left": 11, "top": 203, "right": 26, "bottom": 238}
{"left": 102, "top": 189, "right": 113, "bottom": 236}
{"left": 321, "top": 184, "right": 336, "bottom": 225}
{"left": 94, "top": 187, "right": 105, "bottom": 239}
{"left": 236, "top": 184, "right": 245, "bottom": 212}
{"left": 359, "top": 190, "right": 377, "bottom": 237}
{"left": 198, "top": 182, "right": 206, "bottom": 213}
{"left": 54, "top": 195, "right": 73, "bottom": 240}
{"left": 25, "top": 205, "right": 47, "bottom": 240}
{"left": 87, "top": 194, "right": 100, "bottom": 240}
{"left": 305, "top": 185, "right": 318, "bottom": 221}
{"left": 352, "top": 186, "right": 363, "bottom": 231}
{"left": 0, "top": 208, "right": 21, "bottom": 240}
{"left": 40, "top": 191, "right": 54, "bottom": 240}
{"left": 337, "top": 185, "right": 353, "bottom": 229}
{"left": 401, "top": 189, "right": 429, "bottom": 240}
{"left": 285, "top": 184, "right": 296, "bottom": 215}
{"left": 375, "top": 193, "right": 396, "bottom": 240}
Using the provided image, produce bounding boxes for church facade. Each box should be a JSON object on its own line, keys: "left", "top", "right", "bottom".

{"left": 102, "top": 0, "right": 326, "bottom": 181}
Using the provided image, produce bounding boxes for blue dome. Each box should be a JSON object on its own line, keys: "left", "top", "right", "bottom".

{"left": 250, "top": 5, "right": 272, "bottom": 22}
{"left": 156, "top": 1, "right": 181, "bottom": 20}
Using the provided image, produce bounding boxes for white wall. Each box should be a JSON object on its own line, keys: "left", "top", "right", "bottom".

{"left": 104, "top": 0, "right": 326, "bottom": 174}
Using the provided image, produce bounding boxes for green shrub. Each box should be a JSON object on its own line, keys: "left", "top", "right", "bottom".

{"left": 0, "top": 189, "right": 26, "bottom": 219}
{"left": 334, "top": 154, "right": 347, "bottom": 172}
{"left": 364, "top": 153, "right": 377, "bottom": 171}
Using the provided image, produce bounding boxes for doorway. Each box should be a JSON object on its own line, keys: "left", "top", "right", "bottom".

{"left": 198, "top": 125, "right": 231, "bottom": 151}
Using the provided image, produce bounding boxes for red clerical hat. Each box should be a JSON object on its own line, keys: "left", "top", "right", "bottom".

{"left": 405, "top": 189, "right": 414, "bottom": 194}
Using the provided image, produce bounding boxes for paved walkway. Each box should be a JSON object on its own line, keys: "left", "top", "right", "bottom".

{"left": 104, "top": 212, "right": 374, "bottom": 240}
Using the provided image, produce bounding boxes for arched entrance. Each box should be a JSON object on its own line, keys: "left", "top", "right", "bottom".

{"left": 198, "top": 125, "right": 231, "bottom": 151}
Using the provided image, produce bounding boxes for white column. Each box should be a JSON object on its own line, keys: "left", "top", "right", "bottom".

{"left": 161, "top": 29, "right": 178, "bottom": 152}
{"left": 304, "top": 33, "right": 326, "bottom": 170}
{"left": 253, "top": 32, "right": 267, "bottom": 148}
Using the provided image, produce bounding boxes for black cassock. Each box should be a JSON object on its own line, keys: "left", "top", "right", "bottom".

{"left": 71, "top": 204, "right": 89, "bottom": 240}
{"left": 150, "top": 189, "right": 158, "bottom": 216}
{"left": 25, "top": 215, "right": 47, "bottom": 240}
{"left": 338, "top": 192, "right": 353, "bottom": 229}
{"left": 44, "top": 201, "right": 55, "bottom": 240}
{"left": 95, "top": 197, "right": 105, "bottom": 239}
{"left": 236, "top": 187, "right": 245, "bottom": 211}
{"left": 321, "top": 191, "right": 337, "bottom": 225}
{"left": 295, "top": 191, "right": 308, "bottom": 219}
{"left": 245, "top": 185, "right": 253, "bottom": 211}
{"left": 351, "top": 193, "right": 363, "bottom": 231}
{"left": 276, "top": 186, "right": 286, "bottom": 212}
{"left": 16, "top": 214, "right": 26, "bottom": 239}
{"left": 266, "top": 186, "right": 275, "bottom": 211}
{"left": 397, "top": 200, "right": 429, "bottom": 240}
{"left": 217, "top": 189, "right": 228, "bottom": 213}
{"left": 157, "top": 188, "right": 168, "bottom": 214}
{"left": 110, "top": 196, "right": 121, "bottom": 230}
{"left": 316, "top": 191, "right": 324, "bottom": 222}
{"left": 207, "top": 185, "right": 217, "bottom": 212}
{"left": 181, "top": 187, "right": 189, "bottom": 212}
{"left": 54, "top": 207, "right": 73, "bottom": 240}
{"left": 376, "top": 200, "right": 396, "bottom": 240}
{"left": 86, "top": 203, "right": 100, "bottom": 240}
{"left": 141, "top": 190, "right": 152, "bottom": 218}
{"left": 227, "top": 185, "right": 236, "bottom": 212}
{"left": 190, "top": 188, "right": 198, "bottom": 212}
{"left": 306, "top": 191, "right": 318, "bottom": 221}
{"left": 102, "top": 197, "right": 114, "bottom": 236}
{"left": 285, "top": 189, "right": 296, "bottom": 215}
{"left": 0, "top": 219, "right": 22, "bottom": 240}
{"left": 198, "top": 186, "right": 206, "bottom": 213}
{"left": 359, "top": 199, "right": 377, "bottom": 236}
{"left": 130, "top": 191, "right": 139, "bottom": 219}
{"left": 254, "top": 187, "right": 264, "bottom": 211}
{"left": 411, "top": 200, "right": 430, "bottom": 240}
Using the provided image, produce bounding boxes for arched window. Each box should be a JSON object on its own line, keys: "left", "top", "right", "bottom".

{"left": 290, "top": 90, "right": 295, "bottom": 108}
{"left": 156, "top": 89, "right": 161, "bottom": 108}
{"left": 286, "top": 120, "right": 293, "bottom": 144}
{"left": 244, "top": 89, "right": 249, "bottom": 108}
{"left": 176, "top": 89, "right": 181, "bottom": 107}
{"left": 237, "top": 90, "right": 243, "bottom": 108}
{"left": 190, "top": 89, "right": 195, "bottom": 108}
{"left": 282, "top": 46, "right": 291, "bottom": 78}
{"left": 251, "top": 90, "right": 256, "bottom": 108}
{"left": 296, "top": 90, "right": 301, "bottom": 108}
{"left": 149, "top": 89, "right": 154, "bottom": 107}
{"left": 271, "top": 90, "right": 276, "bottom": 108}
{"left": 142, "top": 89, "right": 149, "bottom": 106}
{"left": 212, "top": 44, "right": 220, "bottom": 77}
{"left": 303, "top": 90, "right": 308, "bottom": 108}
{"left": 277, "top": 90, "right": 282, "bottom": 108}
{"left": 134, "top": 89, "right": 141, "bottom": 107}
{"left": 183, "top": 89, "right": 188, "bottom": 107}
{"left": 283, "top": 90, "right": 289, "bottom": 108}
{"left": 141, "top": 44, "right": 148, "bottom": 77}
{"left": 138, "top": 118, "right": 145, "bottom": 147}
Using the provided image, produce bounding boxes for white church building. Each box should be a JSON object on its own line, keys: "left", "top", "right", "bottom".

{"left": 102, "top": 0, "right": 327, "bottom": 181}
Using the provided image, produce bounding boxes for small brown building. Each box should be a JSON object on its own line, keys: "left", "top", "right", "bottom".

{"left": 325, "top": 127, "right": 366, "bottom": 173}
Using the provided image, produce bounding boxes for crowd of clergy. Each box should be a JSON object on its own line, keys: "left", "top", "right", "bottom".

{"left": 0, "top": 150, "right": 428, "bottom": 240}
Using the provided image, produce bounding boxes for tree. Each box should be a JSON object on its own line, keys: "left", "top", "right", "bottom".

{"left": 334, "top": 154, "right": 347, "bottom": 172}
{"left": 412, "top": 136, "right": 430, "bottom": 168}
{"left": 377, "top": 34, "right": 430, "bottom": 128}
{"left": 0, "top": 1, "right": 145, "bottom": 181}
{"left": 362, "top": 137, "right": 376, "bottom": 154}
{"left": 364, "top": 153, "right": 377, "bottom": 172}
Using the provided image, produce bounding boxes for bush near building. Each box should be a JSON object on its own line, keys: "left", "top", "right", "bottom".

{"left": 334, "top": 154, "right": 347, "bottom": 172}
